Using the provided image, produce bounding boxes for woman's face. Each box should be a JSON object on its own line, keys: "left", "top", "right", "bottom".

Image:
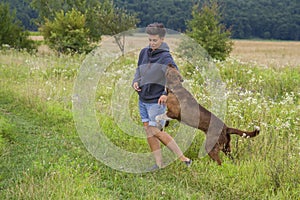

{"left": 148, "top": 34, "right": 164, "bottom": 50}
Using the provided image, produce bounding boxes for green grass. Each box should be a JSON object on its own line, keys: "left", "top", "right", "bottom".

{"left": 0, "top": 49, "right": 299, "bottom": 199}
{"left": 28, "top": 31, "right": 42, "bottom": 36}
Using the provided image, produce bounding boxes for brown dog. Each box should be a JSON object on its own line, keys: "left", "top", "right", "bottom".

{"left": 156, "top": 64, "right": 260, "bottom": 165}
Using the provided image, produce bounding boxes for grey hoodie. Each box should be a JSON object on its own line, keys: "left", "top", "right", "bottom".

{"left": 132, "top": 42, "right": 178, "bottom": 103}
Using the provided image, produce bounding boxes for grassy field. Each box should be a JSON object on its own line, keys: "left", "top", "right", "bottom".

{"left": 0, "top": 40, "right": 299, "bottom": 199}
{"left": 231, "top": 40, "right": 300, "bottom": 68}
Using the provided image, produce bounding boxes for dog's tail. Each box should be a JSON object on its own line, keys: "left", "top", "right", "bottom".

{"left": 227, "top": 126, "right": 260, "bottom": 138}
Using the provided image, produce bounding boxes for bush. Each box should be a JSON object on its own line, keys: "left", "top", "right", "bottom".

{"left": 40, "top": 9, "right": 94, "bottom": 54}
{"left": 186, "top": 1, "right": 233, "bottom": 61}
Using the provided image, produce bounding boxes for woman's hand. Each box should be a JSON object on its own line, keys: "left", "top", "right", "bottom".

{"left": 133, "top": 82, "right": 141, "bottom": 91}
{"left": 158, "top": 95, "right": 167, "bottom": 105}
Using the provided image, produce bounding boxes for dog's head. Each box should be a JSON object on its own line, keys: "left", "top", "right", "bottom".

{"left": 165, "top": 64, "right": 184, "bottom": 89}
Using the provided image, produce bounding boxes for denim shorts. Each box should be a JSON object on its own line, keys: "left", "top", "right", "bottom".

{"left": 139, "top": 100, "right": 166, "bottom": 127}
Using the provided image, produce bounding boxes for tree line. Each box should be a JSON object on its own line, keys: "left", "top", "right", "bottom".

{"left": 3, "top": 0, "right": 299, "bottom": 41}
{"left": 115, "top": 0, "right": 300, "bottom": 41}
{"left": 222, "top": 0, "right": 300, "bottom": 40}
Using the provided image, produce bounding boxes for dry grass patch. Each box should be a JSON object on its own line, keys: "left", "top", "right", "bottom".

{"left": 231, "top": 40, "right": 300, "bottom": 68}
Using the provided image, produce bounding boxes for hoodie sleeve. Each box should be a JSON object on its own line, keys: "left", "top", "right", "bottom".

{"left": 132, "top": 66, "right": 141, "bottom": 87}
{"left": 132, "top": 48, "right": 146, "bottom": 86}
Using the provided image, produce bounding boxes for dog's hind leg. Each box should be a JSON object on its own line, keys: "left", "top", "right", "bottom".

{"left": 221, "top": 134, "right": 235, "bottom": 162}
{"left": 223, "top": 134, "right": 231, "bottom": 154}
{"left": 208, "top": 146, "right": 222, "bottom": 165}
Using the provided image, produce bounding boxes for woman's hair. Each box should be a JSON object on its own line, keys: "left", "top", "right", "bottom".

{"left": 146, "top": 23, "right": 166, "bottom": 38}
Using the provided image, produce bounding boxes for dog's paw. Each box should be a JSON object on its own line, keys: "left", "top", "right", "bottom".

{"left": 155, "top": 115, "right": 164, "bottom": 125}
{"left": 155, "top": 115, "right": 162, "bottom": 122}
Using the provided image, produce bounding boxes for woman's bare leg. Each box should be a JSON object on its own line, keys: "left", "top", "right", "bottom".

{"left": 147, "top": 126, "right": 190, "bottom": 162}
{"left": 144, "top": 122, "right": 163, "bottom": 167}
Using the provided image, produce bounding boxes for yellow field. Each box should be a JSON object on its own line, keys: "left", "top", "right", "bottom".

{"left": 230, "top": 40, "right": 300, "bottom": 67}
{"left": 30, "top": 35, "right": 300, "bottom": 68}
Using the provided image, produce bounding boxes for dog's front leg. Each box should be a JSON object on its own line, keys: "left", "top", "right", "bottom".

{"left": 155, "top": 113, "right": 173, "bottom": 122}
{"left": 155, "top": 113, "right": 173, "bottom": 130}
{"left": 155, "top": 113, "right": 171, "bottom": 130}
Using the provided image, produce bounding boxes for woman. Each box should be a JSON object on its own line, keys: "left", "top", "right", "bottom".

{"left": 132, "top": 23, "right": 192, "bottom": 170}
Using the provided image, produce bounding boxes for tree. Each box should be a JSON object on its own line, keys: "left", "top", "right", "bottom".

{"left": 92, "top": 0, "right": 139, "bottom": 55}
{"left": 0, "top": 2, "right": 35, "bottom": 51}
{"left": 186, "top": 1, "right": 233, "bottom": 61}
{"left": 40, "top": 9, "right": 92, "bottom": 54}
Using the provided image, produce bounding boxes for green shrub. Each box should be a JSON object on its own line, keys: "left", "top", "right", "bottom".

{"left": 186, "top": 1, "right": 233, "bottom": 61}
{"left": 40, "top": 9, "right": 94, "bottom": 54}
